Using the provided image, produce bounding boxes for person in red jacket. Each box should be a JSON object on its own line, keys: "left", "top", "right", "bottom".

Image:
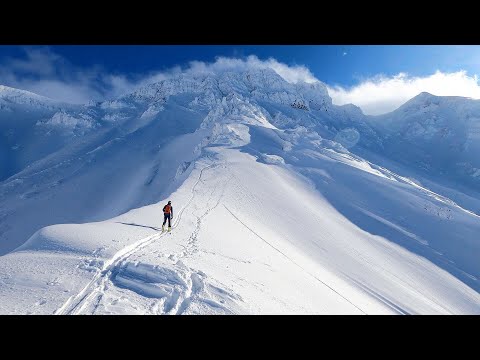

{"left": 162, "top": 201, "right": 173, "bottom": 231}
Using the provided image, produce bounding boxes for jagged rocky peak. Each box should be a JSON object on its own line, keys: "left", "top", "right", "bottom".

{"left": 105, "top": 67, "right": 333, "bottom": 111}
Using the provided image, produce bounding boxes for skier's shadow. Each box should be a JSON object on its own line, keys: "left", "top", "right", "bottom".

{"left": 116, "top": 222, "right": 161, "bottom": 231}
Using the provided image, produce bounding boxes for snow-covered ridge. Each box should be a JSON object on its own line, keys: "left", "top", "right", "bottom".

{"left": 367, "top": 92, "right": 480, "bottom": 187}
{"left": 0, "top": 84, "right": 62, "bottom": 108}
{"left": 109, "top": 68, "right": 332, "bottom": 112}
{"left": 3, "top": 69, "right": 480, "bottom": 189}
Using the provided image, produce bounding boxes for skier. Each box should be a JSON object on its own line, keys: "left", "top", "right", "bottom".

{"left": 162, "top": 201, "right": 173, "bottom": 231}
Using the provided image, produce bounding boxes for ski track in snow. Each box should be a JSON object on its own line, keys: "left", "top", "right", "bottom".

{"left": 223, "top": 204, "right": 367, "bottom": 315}
{"left": 55, "top": 230, "right": 165, "bottom": 315}
{"left": 55, "top": 163, "right": 239, "bottom": 315}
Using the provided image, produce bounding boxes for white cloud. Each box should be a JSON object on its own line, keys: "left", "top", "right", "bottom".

{"left": 0, "top": 48, "right": 171, "bottom": 103}
{"left": 328, "top": 71, "right": 480, "bottom": 115}
{"left": 5, "top": 48, "right": 62, "bottom": 77}
{"left": 0, "top": 50, "right": 318, "bottom": 104}
{"left": 262, "top": 58, "right": 317, "bottom": 84}
{"left": 185, "top": 55, "right": 318, "bottom": 84}
{"left": 24, "top": 80, "right": 99, "bottom": 104}
{"left": 0, "top": 48, "right": 107, "bottom": 103}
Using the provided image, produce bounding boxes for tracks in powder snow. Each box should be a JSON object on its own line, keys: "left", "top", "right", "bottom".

{"left": 56, "top": 158, "right": 368, "bottom": 314}
{"left": 111, "top": 257, "right": 240, "bottom": 315}
{"left": 55, "top": 231, "right": 165, "bottom": 315}
{"left": 55, "top": 163, "right": 219, "bottom": 315}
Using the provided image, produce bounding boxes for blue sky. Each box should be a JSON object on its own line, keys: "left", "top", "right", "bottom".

{"left": 1, "top": 45, "right": 480, "bottom": 114}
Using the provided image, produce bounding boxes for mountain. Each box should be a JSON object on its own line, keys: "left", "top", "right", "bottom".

{"left": 362, "top": 92, "right": 480, "bottom": 214}
{"left": 0, "top": 69, "right": 479, "bottom": 314}
{"left": 0, "top": 85, "right": 84, "bottom": 182}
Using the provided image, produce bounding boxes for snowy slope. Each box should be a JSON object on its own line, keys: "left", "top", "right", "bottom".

{"left": 0, "top": 91, "right": 208, "bottom": 254}
{"left": 0, "top": 85, "right": 85, "bottom": 182}
{"left": 0, "top": 70, "right": 479, "bottom": 314}
{"left": 364, "top": 93, "right": 480, "bottom": 202}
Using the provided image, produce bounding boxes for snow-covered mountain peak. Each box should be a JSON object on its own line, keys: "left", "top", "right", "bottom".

{"left": 219, "top": 68, "right": 331, "bottom": 107}
{"left": 415, "top": 91, "right": 436, "bottom": 99}
{"left": 106, "top": 68, "right": 332, "bottom": 114}
{"left": 0, "top": 84, "right": 61, "bottom": 108}
{"left": 398, "top": 91, "right": 480, "bottom": 113}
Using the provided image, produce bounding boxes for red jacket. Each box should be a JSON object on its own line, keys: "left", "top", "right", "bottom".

{"left": 163, "top": 204, "right": 173, "bottom": 216}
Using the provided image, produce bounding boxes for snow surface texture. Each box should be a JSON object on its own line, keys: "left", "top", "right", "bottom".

{"left": 0, "top": 69, "right": 479, "bottom": 314}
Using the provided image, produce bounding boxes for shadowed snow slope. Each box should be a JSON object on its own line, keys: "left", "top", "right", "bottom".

{"left": 363, "top": 92, "right": 480, "bottom": 212}
{"left": 0, "top": 70, "right": 479, "bottom": 314}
